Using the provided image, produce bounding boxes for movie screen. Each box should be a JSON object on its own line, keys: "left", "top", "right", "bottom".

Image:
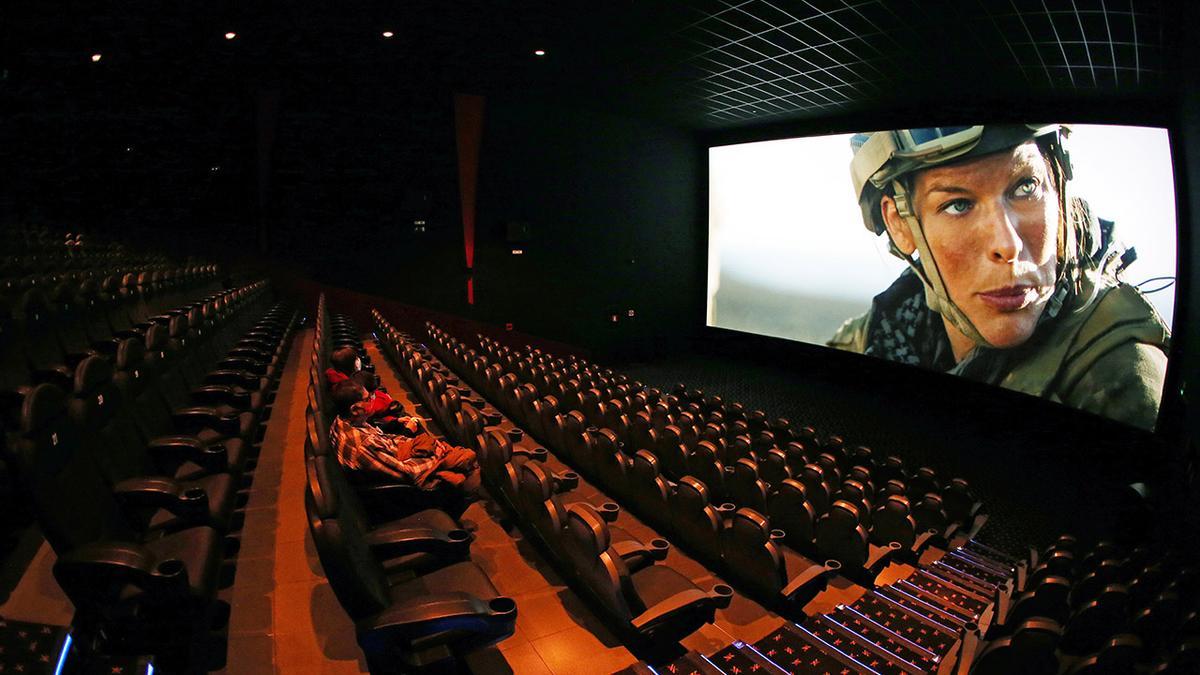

{"left": 707, "top": 125, "right": 1175, "bottom": 431}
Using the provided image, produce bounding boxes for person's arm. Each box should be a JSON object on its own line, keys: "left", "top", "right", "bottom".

{"left": 1060, "top": 341, "right": 1168, "bottom": 431}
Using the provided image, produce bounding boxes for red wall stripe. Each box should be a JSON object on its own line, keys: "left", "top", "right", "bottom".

{"left": 454, "top": 93, "right": 485, "bottom": 270}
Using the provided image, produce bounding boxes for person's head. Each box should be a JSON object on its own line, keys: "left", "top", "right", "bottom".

{"left": 331, "top": 380, "right": 369, "bottom": 423}
{"left": 330, "top": 346, "right": 362, "bottom": 376}
{"left": 352, "top": 369, "right": 380, "bottom": 394}
{"left": 850, "top": 125, "right": 1089, "bottom": 353}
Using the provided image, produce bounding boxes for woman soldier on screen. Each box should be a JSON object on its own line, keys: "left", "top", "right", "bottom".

{"left": 828, "top": 125, "right": 1170, "bottom": 429}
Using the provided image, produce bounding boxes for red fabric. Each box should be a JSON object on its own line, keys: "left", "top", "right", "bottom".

{"left": 455, "top": 93, "right": 485, "bottom": 270}
{"left": 325, "top": 367, "right": 351, "bottom": 386}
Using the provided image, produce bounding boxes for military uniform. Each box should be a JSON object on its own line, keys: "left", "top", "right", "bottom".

{"left": 829, "top": 268, "right": 1170, "bottom": 430}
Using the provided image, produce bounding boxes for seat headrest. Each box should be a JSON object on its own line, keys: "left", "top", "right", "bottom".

{"left": 566, "top": 503, "right": 610, "bottom": 557}
{"left": 519, "top": 461, "right": 553, "bottom": 501}
{"left": 73, "top": 355, "right": 114, "bottom": 395}
{"left": 732, "top": 508, "right": 770, "bottom": 545}
{"left": 677, "top": 477, "right": 709, "bottom": 507}
{"left": 145, "top": 323, "right": 168, "bottom": 350}
{"left": 22, "top": 383, "right": 67, "bottom": 433}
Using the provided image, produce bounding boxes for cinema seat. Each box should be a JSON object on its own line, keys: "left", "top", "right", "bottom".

{"left": 563, "top": 503, "right": 730, "bottom": 645}
{"left": 721, "top": 508, "right": 836, "bottom": 608}
{"left": 766, "top": 478, "right": 817, "bottom": 552}
{"left": 669, "top": 477, "right": 726, "bottom": 563}
{"left": 727, "top": 457, "right": 769, "bottom": 515}
{"left": 8, "top": 383, "right": 225, "bottom": 666}
{"left": 70, "top": 355, "right": 237, "bottom": 534}
{"left": 306, "top": 497, "right": 516, "bottom": 673}
{"left": 305, "top": 455, "right": 473, "bottom": 577}
{"left": 970, "top": 618, "right": 1062, "bottom": 675}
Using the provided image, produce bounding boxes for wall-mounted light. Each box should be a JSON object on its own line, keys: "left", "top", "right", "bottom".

{"left": 382, "top": 31, "right": 394, "bottom": 39}
{"left": 90, "top": 53, "right": 102, "bottom": 62}
{"left": 224, "top": 32, "right": 237, "bottom": 40}
{"left": 533, "top": 49, "right": 546, "bottom": 56}
{"left": 511, "top": 249, "right": 524, "bottom": 255}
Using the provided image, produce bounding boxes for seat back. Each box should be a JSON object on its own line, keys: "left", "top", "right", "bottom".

{"left": 767, "top": 479, "right": 817, "bottom": 551}
{"left": 8, "top": 383, "right": 137, "bottom": 553}
{"left": 814, "top": 500, "right": 870, "bottom": 570}
{"left": 564, "top": 503, "right": 634, "bottom": 622}
{"left": 728, "top": 458, "right": 768, "bottom": 515}
{"left": 628, "top": 450, "right": 671, "bottom": 530}
{"left": 722, "top": 508, "right": 786, "bottom": 600}
{"left": 669, "top": 477, "right": 724, "bottom": 563}
{"left": 304, "top": 490, "right": 391, "bottom": 621}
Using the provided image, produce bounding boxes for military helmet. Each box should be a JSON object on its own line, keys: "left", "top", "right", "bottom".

{"left": 847, "top": 124, "right": 1081, "bottom": 348}
{"left": 850, "top": 125, "right": 1072, "bottom": 236}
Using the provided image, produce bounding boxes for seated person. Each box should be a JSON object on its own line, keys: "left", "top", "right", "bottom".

{"left": 325, "top": 346, "right": 363, "bottom": 387}
{"left": 328, "top": 380, "right": 479, "bottom": 493}
{"left": 351, "top": 369, "right": 422, "bottom": 435}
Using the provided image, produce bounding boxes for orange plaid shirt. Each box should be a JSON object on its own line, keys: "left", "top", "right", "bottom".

{"left": 329, "top": 416, "right": 445, "bottom": 488}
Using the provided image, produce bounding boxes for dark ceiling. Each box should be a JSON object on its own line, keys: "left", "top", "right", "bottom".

{"left": 0, "top": 0, "right": 1187, "bottom": 242}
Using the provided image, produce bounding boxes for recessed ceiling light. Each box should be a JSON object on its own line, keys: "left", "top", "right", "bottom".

{"left": 210, "top": 166, "right": 220, "bottom": 172}
{"left": 381, "top": 31, "right": 394, "bottom": 39}
{"left": 224, "top": 32, "right": 237, "bottom": 40}
{"left": 534, "top": 49, "right": 545, "bottom": 56}
{"left": 90, "top": 53, "right": 102, "bottom": 62}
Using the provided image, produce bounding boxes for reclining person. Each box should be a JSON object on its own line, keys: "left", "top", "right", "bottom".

{"left": 328, "top": 380, "right": 479, "bottom": 493}
{"left": 351, "top": 370, "right": 423, "bottom": 435}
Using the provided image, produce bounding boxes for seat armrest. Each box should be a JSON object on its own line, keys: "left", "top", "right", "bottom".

{"left": 147, "top": 435, "right": 228, "bottom": 472}
{"left": 113, "top": 476, "right": 209, "bottom": 518}
{"left": 630, "top": 588, "right": 713, "bottom": 631}
{"left": 781, "top": 560, "right": 839, "bottom": 601}
{"left": 191, "top": 384, "right": 249, "bottom": 408}
{"left": 172, "top": 406, "right": 237, "bottom": 435}
{"left": 611, "top": 540, "right": 656, "bottom": 574}
{"left": 218, "top": 357, "right": 267, "bottom": 374}
{"left": 112, "top": 328, "right": 146, "bottom": 340}
{"left": 865, "top": 542, "right": 902, "bottom": 573}
{"left": 364, "top": 525, "right": 473, "bottom": 561}
{"left": 228, "top": 345, "right": 273, "bottom": 359}
{"left": 205, "top": 369, "right": 261, "bottom": 388}
{"left": 55, "top": 542, "right": 191, "bottom": 602}
{"left": 356, "top": 593, "right": 517, "bottom": 645}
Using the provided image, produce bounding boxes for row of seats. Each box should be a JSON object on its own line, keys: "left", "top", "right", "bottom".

{"left": 970, "top": 536, "right": 1199, "bottom": 673}
{"left": 0, "top": 224, "right": 183, "bottom": 278}
{"left": 401, "top": 316, "right": 1026, "bottom": 671}
{"left": 0, "top": 279, "right": 297, "bottom": 671}
{"left": 301, "top": 297, "right": 516, "bottom": 673}
{"left": 373, "top": 310, "right": 736, "bottom": 652}
{"left": 423, "top": 324, "right": 928, "bottom": 607}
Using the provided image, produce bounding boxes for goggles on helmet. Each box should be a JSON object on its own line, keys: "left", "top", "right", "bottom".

{"left": 850, "top": 124, "right": 1064, "bottom": 206}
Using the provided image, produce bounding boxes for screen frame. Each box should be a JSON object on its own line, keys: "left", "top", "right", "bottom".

{"left": 696, "top": 101, "right": 1190, "bottom": 441}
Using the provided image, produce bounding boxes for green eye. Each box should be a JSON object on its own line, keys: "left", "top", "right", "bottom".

{"left": 942, "top": 199, "right": 972, "bottom": 215}
{"left": 1013, "top": 177, "right": 1040, "bottom": 197}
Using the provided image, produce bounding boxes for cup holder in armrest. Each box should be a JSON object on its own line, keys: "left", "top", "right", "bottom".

{"left": 181, "top": 487, "right": 207, "bottom": 501}
{"left": 769, "top": 529, "right": 787, "bottom": 543}
{"left": 485, "top": 412, "right": 504, "bottom": 426}
{"left": 586, "top": 426, "right": 599, "bottom": 434}
{"left": 531, "top": 447, "right": 549, "bottom": 463}
{"left": 823, "top": 559, "right": 843, "bottom": 573}
{"left": 598, "top": 502, "right": 621, "bottom": 522}
{"left": 488, "top": 597, "right": 518, "bottom": 618}
{"left": 447, "top": 529, "right": 472, "bottom": 543}
{"left": 153, "top": 558, "right": 188, "bottom": 591}
{"left": 887, "top": 541, "right": 902, "bottom": 550}
{"left": 716, "top": 503, "right": 736, "bottom": 519}
{"left": 648, "top": 538, "right": 670, "bottom": 561}
{"left": 710, "top": 583, "right": 734, "bottom": 609}
{"left": 556, "top": 471, "right": 579, "bottom": 492}
{"left": 506, "top": 429, "right": 524, "bottom": 444}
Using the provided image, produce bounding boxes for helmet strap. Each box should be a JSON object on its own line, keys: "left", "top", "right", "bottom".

{"left": 890, "top": 181, "right": 994, "bottom": 349}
